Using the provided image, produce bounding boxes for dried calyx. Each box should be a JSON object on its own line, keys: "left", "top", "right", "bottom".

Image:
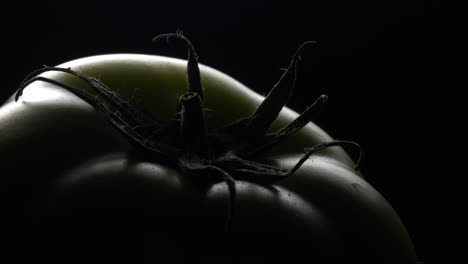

{"left": 15, "top": 32, "right": 362, "bottom": 232}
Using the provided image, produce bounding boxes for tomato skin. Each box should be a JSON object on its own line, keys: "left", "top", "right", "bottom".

{"left": 277, "top": 155, "right": 417, "bottom": 262}
{"left": 1, "top": 54, "right": 417, "bottom": 263}
{"left": 31, "top": 154, "right": 343, "bottom": 262}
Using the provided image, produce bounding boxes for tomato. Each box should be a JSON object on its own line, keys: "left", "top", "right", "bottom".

{"left": 0, "top": 34, "right": 417, "bottom": 263}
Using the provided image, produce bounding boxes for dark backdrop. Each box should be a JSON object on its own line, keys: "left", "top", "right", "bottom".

{"left": 3, "top": 1, "right": 465, "bottom": 262}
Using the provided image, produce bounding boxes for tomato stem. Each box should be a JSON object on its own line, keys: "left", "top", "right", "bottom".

{"left": 179, "top": 92, "right": 207, "bottom": 153}
{"left": 245, "top": 41, "right": 316, "bottom": 138}
{"left": 152, "top": 33, "right": 204, "bottom": 100}
{"left": 245, "top": 94, "right": 328, "bottom": 156}
{"left": 16, "top": 33, "right": 364, "bottom": 236}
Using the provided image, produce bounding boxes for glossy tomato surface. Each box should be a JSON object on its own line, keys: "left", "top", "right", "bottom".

{"left": 0, "top": 54, "right": 417, "bottom": 263}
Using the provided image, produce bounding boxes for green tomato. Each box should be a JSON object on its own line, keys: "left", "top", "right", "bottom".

{"left": 0, "top": 38, "right": 417, "bottom": 263}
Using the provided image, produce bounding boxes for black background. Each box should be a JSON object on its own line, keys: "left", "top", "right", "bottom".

{"left": 3, "top": 1, "right": 465, "bottom": 262}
